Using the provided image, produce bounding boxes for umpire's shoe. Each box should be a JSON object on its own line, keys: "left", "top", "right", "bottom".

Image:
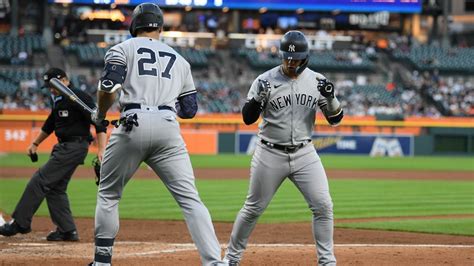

{"left": 46, "top": 229, "right": 79, "bottom": 241}
{"left": 0, "top": 220, "right": 31, "bottom": 236}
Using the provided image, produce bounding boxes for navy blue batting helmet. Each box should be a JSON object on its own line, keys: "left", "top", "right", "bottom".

{"left": 129, "top": 3, "right": 164, "bottom": 37}
{"left": 279, "top": 30, "right": 309, "bottom": 60}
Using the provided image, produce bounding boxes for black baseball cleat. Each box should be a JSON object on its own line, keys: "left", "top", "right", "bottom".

{"left": 0, "top": 220, "right": 32, "bottom": 236}
{"left": 46, "top": 229, "right": 79, "bottom": 241}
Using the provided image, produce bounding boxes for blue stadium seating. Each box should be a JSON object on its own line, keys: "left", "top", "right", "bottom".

{"left": 0, "top": 78, "right": 18, "bottom": 97}
{"left": 392, "top": 45, "right": 474, "bottom": 74}
{"left": 0, "top": 34, "right": 46, "bottom": 64}
{"left": 235, "top": 49, "right": 376, "bottom": 72}
{"left": 351, "top": 84, "right": 399, "bottom": 104}
{"left": 65, "top": 43, "right": 108, "bottom": 66}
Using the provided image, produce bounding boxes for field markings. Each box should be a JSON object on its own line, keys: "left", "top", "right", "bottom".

{"left": 4, "top": 241, "right": 474, "bottom": 249}
{"left": 2, "top": 242, "right": 474, "bottom": 258}
{"left": 250, "top": 243, "right": 474, "bottom": 248}
{"left": 8, "top": 243, "right": 56, "bottom": 247}
{"left": 120, "top": 243, "right": 474, "bottom": 258}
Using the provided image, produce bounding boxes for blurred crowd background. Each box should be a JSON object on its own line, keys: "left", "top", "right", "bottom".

{"left": 0, "top": 0, "right": 473, "bottom": 119}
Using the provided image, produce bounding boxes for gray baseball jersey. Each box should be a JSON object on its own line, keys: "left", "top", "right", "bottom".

{"left": 105, "top": 37, "right": 196, "bottom": 108}
{"left": 247, "top": 66, "right": 327, "bottom": 145}
{"left": 225, "top": 66, "right": 337, "bottom": 265}
{"left": 94, "top": 36, "right": 224, "bottom": 266}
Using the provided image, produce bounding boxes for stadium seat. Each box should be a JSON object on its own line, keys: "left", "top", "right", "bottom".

{"left": 392, "top": 44, "right": 474, "bottom": 74}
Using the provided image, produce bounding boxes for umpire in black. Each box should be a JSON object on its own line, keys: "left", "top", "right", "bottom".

{"left": 0, "top": 67, "right": 107, "bottom": 241}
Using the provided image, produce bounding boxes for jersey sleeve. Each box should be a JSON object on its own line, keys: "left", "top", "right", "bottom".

{"left": 104, "top": 44, "right": 126, "bottom": 66}
{"left": 178, "top": 62, "right": 197, "bottom": 98}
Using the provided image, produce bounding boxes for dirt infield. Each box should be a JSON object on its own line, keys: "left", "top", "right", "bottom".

{"left": 1, "top": 216, "right": 473, "bottom": 265}
{"left": 1, "top": 167, "right": 473, "bottom": 265}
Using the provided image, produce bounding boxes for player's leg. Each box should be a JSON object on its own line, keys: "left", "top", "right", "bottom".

{"left": 46, "top": 141, "right": 88, "bottom": 235}
{"left": 289, "top": 145, "right": 336, "bottom": 265}
{"left": 225, "top": 142, "right": 290, "bottom": 263}
{"left": 145, "top": 112, "right": 224, "bottom": 265}
{"left": 147, "top": 150, "right": 225, "bottom": 266}
{"left": 93, "top": 129, "right": 144, "bottom": 265}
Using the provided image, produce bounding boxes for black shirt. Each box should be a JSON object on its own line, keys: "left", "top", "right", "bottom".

{"left": 42, "top": 88, "right": 107, "bottom": 139}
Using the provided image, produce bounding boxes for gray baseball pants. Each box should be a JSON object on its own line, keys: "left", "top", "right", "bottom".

{"left": 93, "top": 107, "right": 224, "bottom": 266}
{"left": 225, "top": 140, "right": 336, "bottom": 265}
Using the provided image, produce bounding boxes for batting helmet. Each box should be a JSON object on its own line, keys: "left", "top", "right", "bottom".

{"left": 129, "top": 3, "right": 164, "bottom": 37}
{"left": 279, "top": 30, "right": 309, "bottom": 75}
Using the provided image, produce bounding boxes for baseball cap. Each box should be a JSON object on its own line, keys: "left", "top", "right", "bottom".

{"left": 43, "top": 67, "right": 67, "bottom": 87}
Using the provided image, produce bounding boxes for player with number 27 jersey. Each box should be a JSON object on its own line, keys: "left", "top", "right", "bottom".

{"left": 105, "top": 37, "right": 195, "bottom": 108}
{"left": 90, "top": 3, "right": 225, "bottom": 266}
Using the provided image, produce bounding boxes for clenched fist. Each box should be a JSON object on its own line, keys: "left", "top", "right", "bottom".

{"left": 317, "top": 78, "right": 335, "bottom": 99}
{"left": 254, "top": 79, "right": 271, "bottom": 102}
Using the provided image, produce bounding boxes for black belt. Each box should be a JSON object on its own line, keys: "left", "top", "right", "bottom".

{"left": 123, "top": 103, "right": 173, "bottom": 112}
{"left": 58, "top": 136, "right": 91, "bottom": 143}
{"left": 261, "top": 139, "right": 308, "bottom": 153}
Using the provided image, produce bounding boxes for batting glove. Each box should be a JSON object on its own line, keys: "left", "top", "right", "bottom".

{"left": 254, "top": 79, "right": 271, "bottom": 102}
{"left": 317, "top": 78, "right": 335, "bottom": 99}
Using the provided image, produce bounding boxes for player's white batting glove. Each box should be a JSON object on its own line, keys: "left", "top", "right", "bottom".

{"left": 317, "top": 78, "right": 335, "bottom": 99}
{"left": 254, "top": 79, "right": 271, "bottom": 102}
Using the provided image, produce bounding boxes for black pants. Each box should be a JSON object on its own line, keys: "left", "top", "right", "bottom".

{"left": 12, "top": 140, "right": 89, "bottom": 232}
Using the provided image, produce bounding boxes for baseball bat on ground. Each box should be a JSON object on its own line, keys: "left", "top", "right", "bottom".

{"left": 49, "top": 78, "right": 109, "bottom": 127}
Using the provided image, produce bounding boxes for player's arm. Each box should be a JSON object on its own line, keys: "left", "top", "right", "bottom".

{"left": 176, "top": 65, "right": 198, "bottom": 119}
{"left": 75, "top": 89, "right": 111, "bottom": 132}
{"left": 316, "top": 76, "right": 343, "bottom": 126}
{"left": 242, "top": 99, "right": 262, "bottom": 125}
{"left": 94, "top": 45, "right": 127, "bottom": 123}
{"left": 74, "top": 89, "right": 108, "bottom": 160}
{"left": 242, "top": 79, "right": 270, "bottom": 125}
{"left": 95, "top": 132, "right": 107, "bottom": 161}
{"left": 176, "top": 93, "right": 197, "bottom": 119}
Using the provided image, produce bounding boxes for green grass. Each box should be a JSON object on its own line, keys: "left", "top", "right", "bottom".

{"left": 1, "top": 178, "right": 473, "bottom": 235}
{"left": 1, "top": 153, "right": 474, "bottom": 171}
{"left": 337, "top": 218, "right": 474, "bottom": 236}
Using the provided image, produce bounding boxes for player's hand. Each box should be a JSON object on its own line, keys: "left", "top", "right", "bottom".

{"left": 254, "top": 79, "right": 271, "bottom": 102}
{"left": 316, "top": 78, "right": 335, "bottom": 99}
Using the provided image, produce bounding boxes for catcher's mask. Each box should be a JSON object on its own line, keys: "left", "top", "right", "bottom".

{"left": 129, "top": 3, "right": 164, "bottom": 37}
{"left": 279, "top": 30, "right": 309, "bottom": 75}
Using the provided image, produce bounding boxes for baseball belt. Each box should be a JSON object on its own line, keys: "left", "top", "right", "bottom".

{"left": 261, "top": 139, "right": 310, "bottom": 153}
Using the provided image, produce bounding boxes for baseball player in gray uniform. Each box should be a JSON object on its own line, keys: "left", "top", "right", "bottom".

{"left": 89, "top": 3, "right": 225, "bottom": 266}
{"left": 225, "top": 31, "right": 343, "bottom": 265}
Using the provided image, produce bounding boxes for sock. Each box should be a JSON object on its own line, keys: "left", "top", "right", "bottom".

{"left": 94, "top": 238, "right": 115, "bottom": 265}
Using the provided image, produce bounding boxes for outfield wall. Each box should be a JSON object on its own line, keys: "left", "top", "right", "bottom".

{"left": 1, "top": 111, "right": 473, "bottom": 156}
